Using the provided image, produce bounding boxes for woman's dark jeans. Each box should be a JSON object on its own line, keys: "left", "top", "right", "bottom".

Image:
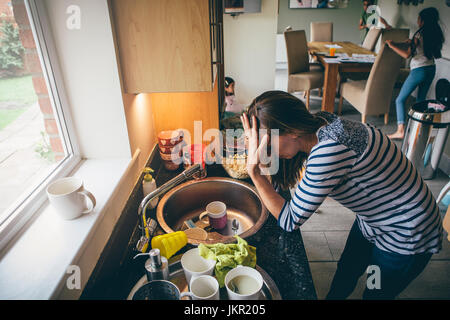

{"left": 326, "top": 220, "right": 433, "bottom": 300}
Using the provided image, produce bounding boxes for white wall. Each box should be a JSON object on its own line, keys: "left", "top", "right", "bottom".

{"left": 223, "top": 0, "right": 278, "bottom": 106}
{"left": 43, "top": 0, "right": 130, "bottom": 159}
{"left": 276, "top": 34, "right": 287, "bottom": 64}
{"left": 277, "top": 0, "right": 363, "bottom": 44}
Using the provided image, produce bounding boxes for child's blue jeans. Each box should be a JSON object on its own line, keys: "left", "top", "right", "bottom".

{"left": 395, "top": 65, "right": 436, "bottom": 125}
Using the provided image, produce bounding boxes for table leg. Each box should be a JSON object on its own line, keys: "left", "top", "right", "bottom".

{"left": 321, "top": 63, "right": 338, "bottom": 113}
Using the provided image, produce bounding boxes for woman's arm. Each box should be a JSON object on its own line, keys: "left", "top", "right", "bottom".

{"left": 379, "top": 16, "right": 392, "bottom": 30}
{"left": 241, "top": 113, "right": 285, "bottom": 219}
{"left": 249, "top": 171, "right": 285, "bottom": 220}
{"left": 359, "top": 18, "right": 366, "bottom": 30}
{"left": 386, "top": 40, "right": 411, "bottom": 59}
{"left": 241, "top": 113, "right": 357, "bottom": 232}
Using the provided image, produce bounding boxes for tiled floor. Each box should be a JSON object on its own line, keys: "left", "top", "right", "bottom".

{"left": 274, "top": 67, "right": 450, "bottom": 300}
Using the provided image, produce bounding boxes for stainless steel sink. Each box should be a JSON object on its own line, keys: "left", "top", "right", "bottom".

{"left": 156, "top": 177, "right": 268, "bottom": 244}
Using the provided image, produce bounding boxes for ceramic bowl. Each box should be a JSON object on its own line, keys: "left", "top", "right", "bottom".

{"left": 158, "top": 130, "right": 183, "bottom": 147}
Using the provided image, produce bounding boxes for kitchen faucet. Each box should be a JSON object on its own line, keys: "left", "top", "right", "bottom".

{"left": 136, "top": 163, "right": 203, "bottom": 252}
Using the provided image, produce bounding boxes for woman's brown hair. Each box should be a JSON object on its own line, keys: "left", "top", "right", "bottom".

{"left": 247, "top": 90, "right": 327, "bottom": 190}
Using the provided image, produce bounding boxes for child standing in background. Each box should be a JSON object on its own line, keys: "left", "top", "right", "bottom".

{"left": 387, "top": 7, "right": 444, "bottom": 139}
{"left": 224, "top": 77, "right": 245, "bottom": 115}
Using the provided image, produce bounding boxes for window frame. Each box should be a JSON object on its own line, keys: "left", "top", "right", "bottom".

{"left": 0, "top": 0, "right": 81, "bottom": 250}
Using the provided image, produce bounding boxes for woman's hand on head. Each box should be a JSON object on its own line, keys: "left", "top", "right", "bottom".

{"left": 241, "top": 113, "right": 269, "bottom": 177}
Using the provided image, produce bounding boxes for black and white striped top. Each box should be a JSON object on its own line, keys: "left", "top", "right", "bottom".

{"left": 278, "top": 112, "right": 443, "bottom": 255}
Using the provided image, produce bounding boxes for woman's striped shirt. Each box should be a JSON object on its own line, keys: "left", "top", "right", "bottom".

{"left": 278, "top": 112, "right": 443, "bottom": 255}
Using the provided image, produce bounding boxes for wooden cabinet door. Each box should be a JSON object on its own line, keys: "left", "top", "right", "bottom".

{"left": 111, "top": 0, "right": 213, "bottom": 93}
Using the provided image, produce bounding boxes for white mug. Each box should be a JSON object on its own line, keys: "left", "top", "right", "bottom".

{"left": 180, "top": 275, "right": 220, "bottom": 300}
{"left": 46, "top": 177, "right": 96, "bottom": 220}
{"left": 225, "top": 265, "right": 264, "bottom": 300}
{"left": 180, "top": 248, "right": 216, "bottom": 285}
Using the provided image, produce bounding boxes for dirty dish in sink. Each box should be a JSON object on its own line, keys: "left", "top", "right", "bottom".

{"left": 127, "top": 258, "right": 282, "bottom": 300}
{"left": 132, "top": 280, "right": 182, "bottom": 300}
{"left": 180, "top": 248, "right": 216, "bottom": 284}
{"left": 199, "top": 201, "right": 228, "bottom": 230}
{"left": 156, "top": 177, "right": 268, "bottom": 245}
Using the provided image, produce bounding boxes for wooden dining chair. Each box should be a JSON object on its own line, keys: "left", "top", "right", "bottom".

{"left": 310, "top": 22, "right": 333, "bottom": 42}
{"left": 341, "top": 28, "right": 383, "bottom": 83}
{"left": 284, "top": 30, "right": 324, "bottom": 110}
{"left": 362, "top": 28, "right": 382, "bottom": 51}
{"left": 338, "top": 43, "right": 403, "bottom": 124}
{"left": 380, "top": 28, "right": 410, "bottom": 44}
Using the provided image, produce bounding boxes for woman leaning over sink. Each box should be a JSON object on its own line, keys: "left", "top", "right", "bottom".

{"left": 240, "top": 90, "right": 442, "bottom": 300}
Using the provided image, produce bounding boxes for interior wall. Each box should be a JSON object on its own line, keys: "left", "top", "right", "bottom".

{"left": 277, "top": 0, "right": 363, "bottom": 43}
{"left": 223, "top": 0, "right": 278, "bottom": 106}
{"left": 43, "top": 0, "right": 130, "bottom": 159}
{"left": 121, "top": 94, "right": 157, "bottom": 171}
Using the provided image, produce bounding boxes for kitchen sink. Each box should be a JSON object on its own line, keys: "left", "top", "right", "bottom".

{"left": 156, "top": 177, "right": 268, "bottom": 244}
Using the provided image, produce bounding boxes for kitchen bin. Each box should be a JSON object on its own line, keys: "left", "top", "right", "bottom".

{"left": 401, "top": 79, "right": 450, "bottom": 180}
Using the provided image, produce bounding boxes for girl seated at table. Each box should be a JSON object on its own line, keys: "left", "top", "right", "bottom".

{"left": 387, "top": 7, "right": 444, "bottom": 140}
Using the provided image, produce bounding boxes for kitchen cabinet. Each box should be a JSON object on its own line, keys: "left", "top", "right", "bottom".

{"left": 110, "top": 0, "right": 223, "bottom": 94}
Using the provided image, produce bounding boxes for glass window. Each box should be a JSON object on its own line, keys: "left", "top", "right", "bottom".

{"left": 0, "top": 0, "right": 77, "bottom": 237}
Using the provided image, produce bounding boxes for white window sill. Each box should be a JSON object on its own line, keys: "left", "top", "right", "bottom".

{"left": 0, "top": 157, "right": 133, "bottom": 299}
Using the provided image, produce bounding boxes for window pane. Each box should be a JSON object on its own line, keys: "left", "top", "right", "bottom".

{"left": 0, "top": 0, "right": 68, "bottom": 223}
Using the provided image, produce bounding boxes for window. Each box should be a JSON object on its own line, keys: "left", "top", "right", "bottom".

{"left": 0, "top": 0, "right": 80, "bottom": 248}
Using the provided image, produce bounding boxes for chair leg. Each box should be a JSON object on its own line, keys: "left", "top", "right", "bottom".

{"left": 318, "top": 87, "right": 322, "bottom": 97}
{"left": 306, "top": 90, "right": 310, "bottom": 110}
{"left": 338, "top": 95, "right": 343, "bottom": 115}
{"left": 362, "top": 114, "right": 366, "bottom": 124}
{"left": 384, "top": 113, "right": 389, "bottom": 125}
{"left": 337, "top": 76, "right": 345, "bottom": 98}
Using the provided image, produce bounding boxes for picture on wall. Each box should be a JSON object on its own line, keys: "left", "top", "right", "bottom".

{"left": 289, "top": 0, "right": 348, "bottom": 9}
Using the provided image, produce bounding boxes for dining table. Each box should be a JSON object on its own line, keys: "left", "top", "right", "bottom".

{"left": 308, "top": 41, "right": 377, "bottom": 113}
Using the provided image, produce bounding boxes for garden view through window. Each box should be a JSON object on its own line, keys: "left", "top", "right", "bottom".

{"left": 0, "top": 0, "right": 67, "bottom": 224}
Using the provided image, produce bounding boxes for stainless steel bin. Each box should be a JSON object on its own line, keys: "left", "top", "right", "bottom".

{"left": 401, "top": 101, "right": 450, "bottom": 180}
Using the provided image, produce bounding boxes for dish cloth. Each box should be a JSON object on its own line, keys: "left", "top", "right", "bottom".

{"left": 198, "top": 235, "right": 256, "bottom": 287}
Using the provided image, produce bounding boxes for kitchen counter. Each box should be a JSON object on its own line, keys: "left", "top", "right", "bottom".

{"left": 82, "top": 154, "right": 317, "bottom": 300}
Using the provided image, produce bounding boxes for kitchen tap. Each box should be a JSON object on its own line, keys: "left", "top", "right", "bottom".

{"left": 136, "top": 163, "right": 203, "bottom": 252}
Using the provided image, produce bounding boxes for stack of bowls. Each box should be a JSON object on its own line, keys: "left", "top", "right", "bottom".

{"left": 158, "top": 130, "right": 183, "bottom": 171}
